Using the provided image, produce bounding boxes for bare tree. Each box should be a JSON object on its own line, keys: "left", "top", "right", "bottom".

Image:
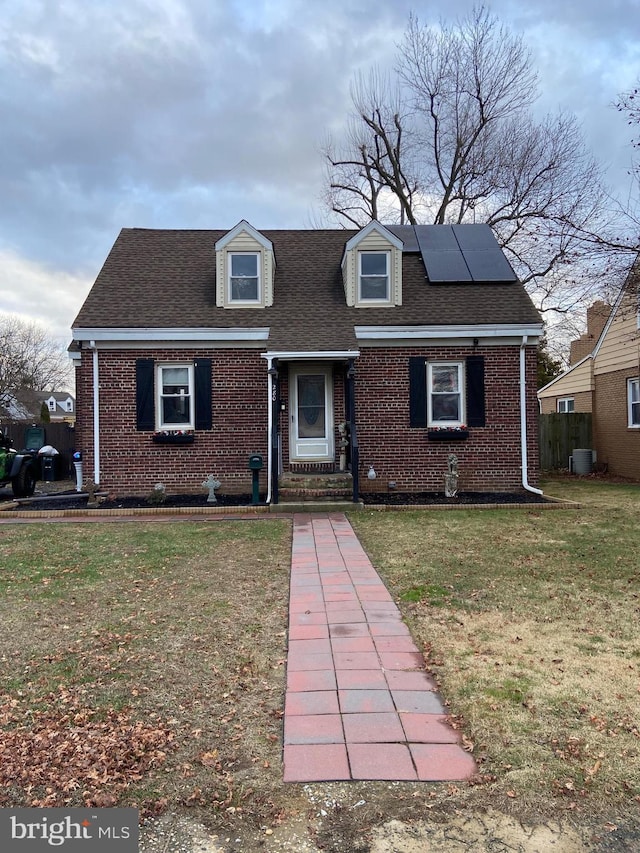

{"left": 0, "top": 315, "right": 72, "bottom": 408}
{"left": 616, "top": 81, "right": 640, "bottom": 159}
{"left": 323, "top": 6, "right": 627, "bottom": 315}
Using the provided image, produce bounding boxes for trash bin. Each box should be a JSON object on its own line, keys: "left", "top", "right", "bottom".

{"left": 38, "top": 446, "right": 66, "bottom": 481}
{"left": 41, "top": 455, "right": 56, "bottom": 482}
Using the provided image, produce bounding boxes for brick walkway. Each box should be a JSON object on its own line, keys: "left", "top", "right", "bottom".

{"left": 283, "top": 513, "right": 476, "bottom": 782}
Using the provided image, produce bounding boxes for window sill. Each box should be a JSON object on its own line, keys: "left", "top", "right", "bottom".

{"left": 152, "top": 434, "right": 195, "bottom": 445}
{"left": 427, "top": 430, "right": 469, "bottom": 441}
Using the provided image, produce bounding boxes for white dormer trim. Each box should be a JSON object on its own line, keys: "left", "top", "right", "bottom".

{"left": 343, "top": 220, "right": 404, "bottom": 254}
{"left": 341, "top": 221, "right": 403, "bottom": 308}
{"left": 215, "top": 220, "right": 273, "bottom": 253}
{"left": 215, "top": 220, "right": 275, "bottom": 309}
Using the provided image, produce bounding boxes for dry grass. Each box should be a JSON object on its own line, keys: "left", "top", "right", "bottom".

{"left": 0, "top": 519, "right": 295, "bottom": 826}
{"left": 350, "top": 476, "right": 640, "bottom": 822}
{"left": 1, "top": 478, "right": 639, "bottom": 849}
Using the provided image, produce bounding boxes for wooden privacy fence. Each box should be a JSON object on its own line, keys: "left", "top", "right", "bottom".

{"left": 539, "top": 413, "right": 592, "bottom": 471}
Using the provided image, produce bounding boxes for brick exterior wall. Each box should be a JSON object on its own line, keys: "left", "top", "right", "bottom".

{"left": 593, "top": 367, "right": 640, "bottom": 479}
{"left": 75, "top": 348, "right": 269, "bottom": 496}
{"left": 539, "top": 390, "right": 592, "bottom": 415}
{"left": 76, "top": 343, "right": 540, "bottom": 496}
{"left": 354, "top": 345, "right": 539, "bottom": 493}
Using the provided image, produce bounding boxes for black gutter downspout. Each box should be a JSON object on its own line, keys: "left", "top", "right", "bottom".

{"left": 269, "top": 359, "right": 279, "bottom": 504}
{"left": 346, "top": 359, "right": 359, "bottom": 503}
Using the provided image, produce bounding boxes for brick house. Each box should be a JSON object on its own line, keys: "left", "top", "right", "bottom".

{"left": 537, "top": 264, "right": 640, "bottom": 479}
{"left": 537, "top": 301, "right": 610, "bottom": 415}
{"left": 70, "top": 220, "right": 543, "bottom": 501}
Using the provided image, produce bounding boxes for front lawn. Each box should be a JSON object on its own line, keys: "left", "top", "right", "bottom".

{"left": 0, "top": 477, "right": 638, "bottom": 850}
{"left": 351, "top": 476, "right": 640, "bottom": 822}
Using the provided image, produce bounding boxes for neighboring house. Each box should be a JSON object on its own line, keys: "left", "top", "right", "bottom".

{"left": 538, "top": 301, "right": 610, "bottom": 415}
{"left": 70, "top": 220, "right": 543, "bottom": 501}
{"left": 0, "top": 390, "right": 75, "bottom": 424}
{"left": 538, "top": 265, "right": 640, "bottom": 479}
{"left": 41, "top": 393, "right": 75, "bottom": 423}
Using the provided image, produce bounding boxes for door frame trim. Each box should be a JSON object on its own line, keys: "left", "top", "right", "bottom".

{"left": 289, "top": 363, "right": 334, "bottom": 463}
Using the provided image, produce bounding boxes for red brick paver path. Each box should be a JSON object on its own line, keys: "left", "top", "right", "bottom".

{"left": 283, "top": 513, "right": 476, "bottom": 782}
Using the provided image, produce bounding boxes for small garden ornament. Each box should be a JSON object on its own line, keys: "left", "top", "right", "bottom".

{"left": 202, "top": 474, "right": 221, "bottom": 503}
{"left": 445, "top": 454, "right": 458, "bottom": 498}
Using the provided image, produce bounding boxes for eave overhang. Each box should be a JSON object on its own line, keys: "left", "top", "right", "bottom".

{"left": 72, "top": 327, "right": 270, "bottom": 349}
{"left": 354, "top": 324, "right": 543, "bottom": 346}
{"left": 261, "top": 350, "right": 360, "bottom": 361}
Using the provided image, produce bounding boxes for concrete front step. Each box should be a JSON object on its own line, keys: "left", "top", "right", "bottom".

{"left": 279, "top": 472, "right": 353, "bottom": 491}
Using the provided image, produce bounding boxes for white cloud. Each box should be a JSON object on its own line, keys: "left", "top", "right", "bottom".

{"left": 0, "top": 250, "right": 91, "bottom": 344}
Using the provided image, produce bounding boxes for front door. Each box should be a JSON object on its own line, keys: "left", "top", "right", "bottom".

{"left": 289, "top": 365, "right": 334, "bottom": 462}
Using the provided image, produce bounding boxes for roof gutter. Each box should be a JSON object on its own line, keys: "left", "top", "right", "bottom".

{"left": 520, "top": 336, "right": 543, "bottom": 496}
{"left": 87, "top": 340, "right": 100, "bottom": 485}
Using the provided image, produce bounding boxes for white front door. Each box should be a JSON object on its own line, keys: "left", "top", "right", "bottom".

{"left": 289, "top": 365, "right": 334, "bottom": 462}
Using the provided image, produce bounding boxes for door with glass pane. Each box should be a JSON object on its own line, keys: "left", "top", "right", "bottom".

{"left": 289, "top": 366, "right": 333, "bottom": 461}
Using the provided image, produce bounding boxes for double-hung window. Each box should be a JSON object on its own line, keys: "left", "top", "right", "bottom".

{"left": 628, "top": 378, "right": 640, "bottom": 427}
{"left": 229, "top": 253, "right": 260, "bottom": 303}
{"left": 359, "top": 252, "right": 390, "bottom": 302}
{"left": 157, "top": 364, "right": 194, "bottom": 430}
{"left": 557, "top": 397, "right": 575, "bottom": 413}
{"left": 428, "top": 362, "right": 464, "bottom": 426}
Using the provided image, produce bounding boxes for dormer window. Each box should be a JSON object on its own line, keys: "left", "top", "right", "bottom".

{"left": 359, "top": 252, "right": 390, "bottom": 301}
{"left": 215, "top": 220, "right": 275, "bottom": 309}
{"left": 230, "top": 253, "right": 260, "bottom": 303}
{"left": 342, "top": 221, "right": 403, "bottom": 307}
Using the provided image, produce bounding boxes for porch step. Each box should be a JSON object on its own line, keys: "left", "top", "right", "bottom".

{"left": 277, "top": 472, "right": 355, "bottom": 505}
{"left": 279, "top": 472, "right": 353, "bottom": 490}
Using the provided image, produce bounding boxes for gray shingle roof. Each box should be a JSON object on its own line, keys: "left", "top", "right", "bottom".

{"left": 72, "top": 227, "right": 541, "bottom": 350}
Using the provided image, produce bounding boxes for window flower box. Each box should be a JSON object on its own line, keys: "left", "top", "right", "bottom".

{"left": 152, "top": 431, "right": 195, "bottom": 445}
{"left": 427, "top": 427, "right": 469, "bottom": 441}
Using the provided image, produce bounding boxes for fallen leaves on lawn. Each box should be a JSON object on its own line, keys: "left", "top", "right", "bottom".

{"left": 0, "top": 686, "right": 174, "bottom": 808}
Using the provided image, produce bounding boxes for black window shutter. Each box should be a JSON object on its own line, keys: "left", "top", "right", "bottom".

{"left": 194, "top": 358, "right": 212, "bottom": 430}
{"left": 409, "top": 357, "right": 427, "bottom": 428}
{"left": 466, "top": 355, "right": 486, "bottom": 427}
{"left": 136, "top": 359, "right": 155, "bottom": 431}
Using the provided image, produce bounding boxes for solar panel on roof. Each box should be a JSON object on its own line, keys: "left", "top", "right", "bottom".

{"left": 451, "top": 224, "right": 517, "bottom": 281}
{"left": 414, "top": 225, "right": 460, "bottom": 252}
{"left": 386, "top": 225, "right": 419, "bottom": 252}
{"left": 450, "top": 223, "right": 496, "bottom": 250}
{"left": 414, "top": 225, "right": 472, "bottom": 282}
{"left": 410, "top": 223, "right": 517, "bottom": 283}
{"left": 461, "top": 249, "right": 517, "bottom": 281}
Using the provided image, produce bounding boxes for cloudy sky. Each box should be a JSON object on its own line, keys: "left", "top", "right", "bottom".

{"left": 1, "top": 0, "right": 639, "bottom": 348}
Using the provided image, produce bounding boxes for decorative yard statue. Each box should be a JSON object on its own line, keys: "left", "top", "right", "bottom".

{"left": 445, "top": 454, "right": 458, "bottom": 498}
{"left": 202, "top": 474, "right": 221, "bottom": 503}
{"left": 338, "top": 421, "right": 349, "bottom": 472}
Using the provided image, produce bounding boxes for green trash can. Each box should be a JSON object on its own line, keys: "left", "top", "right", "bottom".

{"left": 248, "top": 454, "right": 263, "bottom": 504}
